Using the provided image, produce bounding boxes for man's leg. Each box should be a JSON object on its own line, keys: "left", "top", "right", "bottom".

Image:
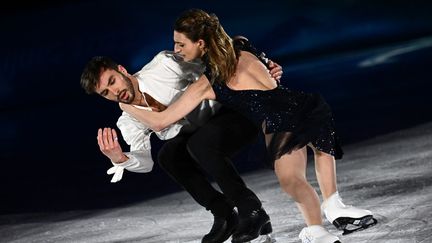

{"left": 158, "top": 134, "right": 236, "bottom": 242}
{"left": 187, "top": 108, "right": 272, "bottom": 242}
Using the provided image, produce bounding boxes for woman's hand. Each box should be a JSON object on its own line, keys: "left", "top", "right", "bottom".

{"left": 119, "top": 102, "right": 131, "bottom": 112}
{"left": 268, "top": 60, "right": 283, "bottom": 82}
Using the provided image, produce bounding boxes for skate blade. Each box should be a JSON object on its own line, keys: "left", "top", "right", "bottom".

{"left": 341, "top": 217, "right": 378, "bottom": 235}
{"left": 333, "top": 215, "right": 374, "bottom": 229}
{"left": 246, "top": 234, "right": 276, "bottom": 243}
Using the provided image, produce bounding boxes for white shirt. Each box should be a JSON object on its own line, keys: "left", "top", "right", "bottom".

{"left": 107, "top": 51, "right": 221, "bottom": 182}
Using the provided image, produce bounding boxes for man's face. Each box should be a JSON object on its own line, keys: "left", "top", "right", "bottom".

{"left": 173, "top": 31, "right": 204, "bottom": 61}
{"left": 95, "top": 67, "right": 135, "bottom": 104}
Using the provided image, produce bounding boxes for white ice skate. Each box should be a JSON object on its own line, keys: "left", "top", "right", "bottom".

{"left": 248, "top": 233, "right": 276, "bottom": 243}
{"left": 298, "top": 225, "right": 341, "bottom": 243}
{"left": 321, "top": 192, "right": 377, "bottom": 235}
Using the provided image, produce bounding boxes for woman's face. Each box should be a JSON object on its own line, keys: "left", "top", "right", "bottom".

{"left": 173, "top": 31, "right": 205, "bottom": 61}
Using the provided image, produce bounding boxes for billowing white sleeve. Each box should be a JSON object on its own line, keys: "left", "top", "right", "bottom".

{"left": 107, "top": 112, "right": 155, "bottom": 183}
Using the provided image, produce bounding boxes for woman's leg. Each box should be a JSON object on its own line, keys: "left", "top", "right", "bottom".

{"left": 275, "top": 147, "right": 341, "bottom": 242}
{"left": 310, "top": 145, "right": 377, "bottom": 235}
{"left": 274, "top": 146, "right": 322, "bottom": 226}
{"left": 311, "top": 146, "right": 337, "bottom": 200}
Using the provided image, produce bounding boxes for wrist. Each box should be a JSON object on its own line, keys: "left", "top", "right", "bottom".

{"left": 112, "top": 154, "right": 129, "bottom": 164}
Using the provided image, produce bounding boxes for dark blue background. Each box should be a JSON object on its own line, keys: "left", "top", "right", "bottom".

{"left": 1, "top": 0, "right": 431, "bottom": 214}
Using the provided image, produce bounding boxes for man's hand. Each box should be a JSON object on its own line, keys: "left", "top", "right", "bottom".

{"left": 97, "top": 128, "right": 128, "bottom": 163}
{"left": 268, "top": 60, "right": 283, "bottom": 82}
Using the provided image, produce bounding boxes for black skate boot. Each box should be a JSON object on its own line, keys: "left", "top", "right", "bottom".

{"left": 231, "top": 207, "right": 272, "bottom": 243}
{"left": 202, "top": 210, "right": 238, "bottom": 243}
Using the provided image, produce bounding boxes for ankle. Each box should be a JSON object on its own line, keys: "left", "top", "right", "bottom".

{"left": 322, "top": 191, "right": 342, "bottom": 209}
{"left": 236, "top": 198, "right": 262, "bottom": 217}
{"left": 209, "top": 201, "right": 235, "bottom": 218}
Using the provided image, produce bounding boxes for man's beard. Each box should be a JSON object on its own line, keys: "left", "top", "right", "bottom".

{"left": 118, "top": 74, "right": 135, "bottom": 104}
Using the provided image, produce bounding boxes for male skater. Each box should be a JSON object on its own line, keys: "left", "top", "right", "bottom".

{"left": 81, "top": 50, "right": 282, "bottom": 242}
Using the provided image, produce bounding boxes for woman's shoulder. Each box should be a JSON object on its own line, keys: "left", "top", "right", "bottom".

{"left": 232, "top": 36, "right": 269, "bottom": 67}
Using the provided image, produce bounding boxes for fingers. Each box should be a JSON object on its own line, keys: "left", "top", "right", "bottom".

{"left": 274, "top": 71, "right": 283, "bottom": 81}
{"left": 269, "top": 63, "right": 282, "bottom": 75}
{"left": 268, "top": 60, "right": 283, "bottom": 81}
{"left": 119, "top": 102, "right": 130, "bottom": 111}
{"left": 112, "top": 128, "right": 119, "bottom": 146}
{"left": 270, "top": 69, "right": 283, "bottom": 81}
{"left": 268, "top": 60, "right": 275, "bottom": 68}
{"left": 97, "top": 128, "right": 104, "bottom": 149}
{"left": 107, "top": 127, "right": 114, "bottom": 147}
{"left": 103, "top": 128, "right": 110, "bottom": 149}
{"left": 97, "top": 127, "right": 118, "bottom": 151}
{"left": 97, "top": 128, "right": 124, "bottom": 162}
{"left": 150, "top": 106, "right": 160, "bottom": 112}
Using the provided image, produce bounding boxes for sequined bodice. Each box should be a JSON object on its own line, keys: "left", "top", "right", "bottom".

{"left": 212, "top": 83, "right": 313, "bottom": 133}
{"left": 204, "top": 37, "right": 332, "bottom": 134}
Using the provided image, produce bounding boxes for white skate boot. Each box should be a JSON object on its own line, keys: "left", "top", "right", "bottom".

{"left": 299, "top": 225, "right": 341, "bottom": 243}
{"left": 321, "top": 192, "right": 377, "bottom": 235}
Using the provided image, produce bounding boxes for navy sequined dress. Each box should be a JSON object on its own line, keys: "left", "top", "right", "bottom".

{"left": 205, "top": 38, "right": 343, "bottom": 168}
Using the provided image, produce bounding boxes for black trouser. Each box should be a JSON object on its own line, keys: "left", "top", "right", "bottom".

{"left": 157, "top": 108, "right": 261, "bottom": 217}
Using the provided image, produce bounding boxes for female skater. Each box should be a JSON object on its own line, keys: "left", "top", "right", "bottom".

{"left": 120, "top": 9, "right": 376, "bottom": 243}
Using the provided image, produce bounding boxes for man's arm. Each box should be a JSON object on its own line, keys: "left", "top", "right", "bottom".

{"left": 96, "top": 112, "right": 156, "bottom": 182}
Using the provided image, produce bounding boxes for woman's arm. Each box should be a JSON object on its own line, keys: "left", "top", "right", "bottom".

{"left": 120, "top": 75, "right": 215, "bottom": 132}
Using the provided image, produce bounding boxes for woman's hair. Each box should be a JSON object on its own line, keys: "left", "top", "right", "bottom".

{"left": 174, "top": 9, "right": 237, "bottom": 84}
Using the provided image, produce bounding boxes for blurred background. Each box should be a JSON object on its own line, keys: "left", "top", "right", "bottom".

{"left": 1, "top": 0, "right": 431, "bottom": 215}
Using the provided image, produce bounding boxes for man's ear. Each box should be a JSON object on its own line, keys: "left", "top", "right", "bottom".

{"left": 118, "top": 65, "right": 128, "bottom": 75}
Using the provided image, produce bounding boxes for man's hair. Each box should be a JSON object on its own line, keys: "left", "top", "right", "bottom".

{"left": 80, "top": 56, "right": 119, "bottom": 94}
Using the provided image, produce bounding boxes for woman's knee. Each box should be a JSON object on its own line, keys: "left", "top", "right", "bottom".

{"left": 278, "top": 175, "right": 308, "bottom": 195}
